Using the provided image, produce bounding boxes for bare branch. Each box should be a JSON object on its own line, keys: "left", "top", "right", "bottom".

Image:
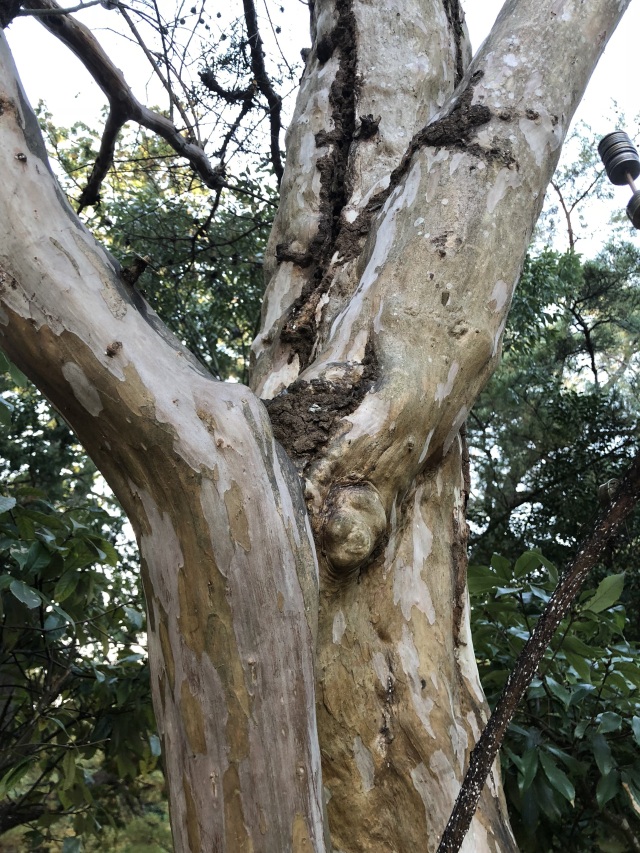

{"left": 437, "top": 452, "right": 640, "bottom": 853}
{"left": 242, "top": 0, "right": 283, "bottom": 182}
{"left": 551, "top": 180, "right": 575, "bottom": 251}
{"left": 76, "top": 107, "right": 123, "bottom": 210}
{"left": 22, "top": 0, "right": 227, "bottom": 203}
{"left": 17, "top": 0, "right": 103, "bottom": 15}
{"left": 199, "top": 66, "right": 255, "bottom": 103}
{"left": 118, "top": 3, "right": 196, "bottom": 142}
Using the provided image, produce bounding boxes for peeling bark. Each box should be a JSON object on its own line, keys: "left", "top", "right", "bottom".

{"left": 0, "top": 0, "right": 633, "bottom": 851}
{"left": 0, "top": 38, "right": 328, "bottom": 852}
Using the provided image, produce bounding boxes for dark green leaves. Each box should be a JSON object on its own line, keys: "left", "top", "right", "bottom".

{"left": 582, "top": 574, "right": 625, "bottom": 614}
{"left": 0, "top": 497, "right": 155, "bottom": 845}
{"left": 471, "top": 552, "right": 640, "bottom": 852}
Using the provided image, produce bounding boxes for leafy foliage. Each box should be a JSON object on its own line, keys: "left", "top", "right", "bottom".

{"left": 0, "top": 353, "right": 97, "bottom": 505}
{"left": 38, "top": 110, "right": 273, "bottom": 382}
{"left": 0, "top": 351, "right": 156, "bottom": 848}
{"left": 0, "top": 492, "right": 156, "bottom": 845}
{"left": 469, "top": 243, "right": 640, "bottom": 634}
{"left": 470, "top": 553, "right": 640, "bottom": 852}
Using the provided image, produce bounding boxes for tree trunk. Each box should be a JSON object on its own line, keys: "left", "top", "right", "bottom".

{"left": 0, "top": 0, "right": 631, "bottom": 850}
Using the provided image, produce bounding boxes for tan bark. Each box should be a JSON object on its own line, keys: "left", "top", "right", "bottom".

{"left": 0, "top": 37, "right": 328, "bottom": 852}
{"left": 253, "top": 0, "right": 631, "bottom": 849}
{"left": 0, "top": 0, "right": 632, "bottom": 851}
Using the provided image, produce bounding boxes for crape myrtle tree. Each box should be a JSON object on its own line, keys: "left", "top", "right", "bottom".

{"left": 0, "top": 0, "right": 636, "bottom": 850}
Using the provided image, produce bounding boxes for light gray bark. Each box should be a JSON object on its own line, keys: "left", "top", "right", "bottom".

{"left": 0, "top": 0, "right": 632, "bottom": 851}
{"left": 0, "top": 37, "right": 328, "bottom": 852}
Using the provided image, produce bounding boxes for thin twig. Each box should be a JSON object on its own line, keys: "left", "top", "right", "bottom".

{"left": 17, "top": 0, "right": 102, "bottom": 15}
{"left": 118, "top": 4, "right": 195, "bottom": 141}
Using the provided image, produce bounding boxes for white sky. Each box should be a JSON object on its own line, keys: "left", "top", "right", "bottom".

{"left": 5, "top": 0, "right": 640, "bottom": 251}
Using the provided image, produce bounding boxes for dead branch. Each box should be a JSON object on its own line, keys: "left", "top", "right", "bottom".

{"left": 437, "top": 451, "right": 640, "bottom": 853}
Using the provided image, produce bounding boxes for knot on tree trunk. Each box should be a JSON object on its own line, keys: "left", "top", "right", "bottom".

{"left": 320, "top": 482, "right": 386, "bottom": 577}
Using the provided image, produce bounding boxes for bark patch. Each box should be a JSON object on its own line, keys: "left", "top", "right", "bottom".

{"left": 265, "top": 340, "right": 379, "bottom": 469}
{"left": 223, "top": 765, "right": 254, "bottom": 852}
{"left": 224, "top": 480, "right": 252, "bottom": 551}
{"left": 182, "top": 774, "right": 202, "bottom": 853}
{"left": 180, "top": 679, "right": 207, "bottom": 754}
{"left": 334, "top": 71, "right": 496, "bottom": 266}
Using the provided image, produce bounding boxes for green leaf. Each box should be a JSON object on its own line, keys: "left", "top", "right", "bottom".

{"left": 565, "top": 651, "right": 593, "bottom": 683}
{"left": 597, "top": 712, "right": 622, "bottom": 734}
{"left": 546, "top": 676, "right": 571, "bottom": 708}
{"left": 490, "top": 554, "right": 512, "bottom": 580}
{"left": 514, "top": 550, "right": 543, "bottom": 578}
{"left": 537, "top": 553, "right": 559, "bottom": 585}
{"left": 563, "top": 634, "right": 597, "bottom": 659}
{"left": 0, "top": 495, "right": 16, "bottom": 515}
{"left": 467, "top": 565, "right": 498, "bottom": 595}
{"left": 574, "top": 720, "right": 590, "bottom": 739}
{"left": 0, "top": 396, "right": 13, "bottom": 427}
{"left": 124, "top": 605, "right": 144, "bottom": 630}
{"left": 631, "top": 717, "right": 640, "bottom": 747}
{"left": 520, "top": 748, "right": 538, "bottom": 793}
{"left": 62, "top": 837, "right": 82, "bottom": 853}
{"left": 568, "top": 683, "right": 595, "bottom": 706}
{"left": 540, "top": 751, "right": 575, "bottom": 804}
{"left": 0, "top": 759, "right": 32, "bottom": 797}
{"left": 7, "top": 361, "right": 29, "bottom": 387}
{"left": 596, "top": 770, "right": 620, "bottom": 808}
{"left": 55, "top": 570, "right": 79, "bottom": 603}
{"left": 61, "top": 750, "right": 76, "bottom": 790}
{"left": 25, "top": 541, "right": 51, "bottom": 572}
{"left": 49, "top": 602, "right": 75, "bottom": 628}
{"left": 9, "top": 579, "right": 41, "bottom": 609}
{"left": 582, "top": 574, "right": 625, "bottom": 614}
{"left": 591, "top": 734, "right": 615, "bottom": 776}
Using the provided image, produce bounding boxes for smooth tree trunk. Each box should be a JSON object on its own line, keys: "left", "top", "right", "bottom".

{"left": 0, "top": 0, "right": 631, "bottom": 850}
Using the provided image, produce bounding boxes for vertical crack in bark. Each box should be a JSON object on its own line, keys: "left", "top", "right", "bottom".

{"left": 331, "top": 72, "right": 496, "bottom": 267}
{"left": 452, "top": 424, "right": 471, "bottom": 645}
{"left": 277, "top": 69, "right": 494, "bottom": 373}
{"left": 277, "top": 0, "right": 359, "bottom": 369}
{"left": 442, "top": 0, "right": 466, "bottom": 86}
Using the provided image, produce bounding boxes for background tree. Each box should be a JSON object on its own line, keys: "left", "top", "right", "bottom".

{"left": 0, "top": 349, "right": 160, "bottom": 847}
{"left": 0, "top": 0, "right": 637, "bottom": 851}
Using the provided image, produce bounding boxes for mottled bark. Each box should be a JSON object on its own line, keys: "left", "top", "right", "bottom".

{"left": 0, "top": 0, "right": 633, "bottom": 851}
{"left": 0, "top": 38, "right": 327, "bottom": 852}
{"left": 254, "top": 0, "right": 631, "bottom": 850}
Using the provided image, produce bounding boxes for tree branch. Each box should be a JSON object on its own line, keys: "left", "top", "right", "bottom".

{"left": 241, "top": 0, "right": 283, "bottom": 183}
{"left": 437, "top": 451, "right": 640, "bottom": 853}
{"left": 22, "top": 0, "right": 227, "bottom": 205}
{"left": 17, "top": 0, "right": 103, "bottom": 15}
{"left": 118, "top": 3, "right": 196, "bottom": 142}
